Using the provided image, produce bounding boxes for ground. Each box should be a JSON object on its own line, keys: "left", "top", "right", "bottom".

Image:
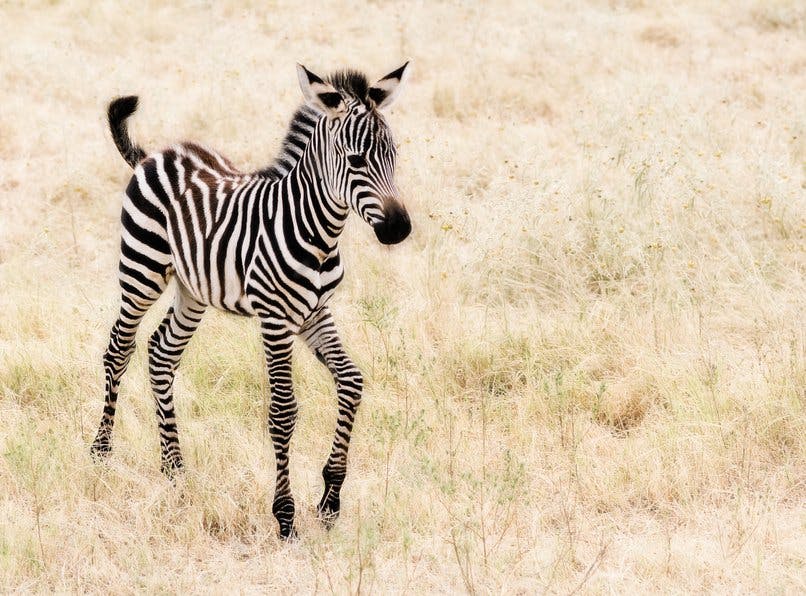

{"left": 0, "top": 0, "right": 804, "bottom": 592}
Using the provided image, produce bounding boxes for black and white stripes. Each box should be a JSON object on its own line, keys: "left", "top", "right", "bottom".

{"left": 91, "top": 62, "right": 411, "bottom": 539}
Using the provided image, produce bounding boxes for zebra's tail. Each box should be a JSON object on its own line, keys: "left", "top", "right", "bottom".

{"left": 108, "top": 96, "right": 147, "bottom": 169}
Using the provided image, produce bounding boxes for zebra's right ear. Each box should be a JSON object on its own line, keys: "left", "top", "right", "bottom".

{"left": 368, "top": 61, "right": 410, "bottom": 110}
{"left": 297, "top": 64, "right": 346, "bottom": 118}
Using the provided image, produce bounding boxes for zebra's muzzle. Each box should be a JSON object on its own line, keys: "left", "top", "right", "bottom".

{"left": 373, "top": 201, "right": 411, "bottom": 245}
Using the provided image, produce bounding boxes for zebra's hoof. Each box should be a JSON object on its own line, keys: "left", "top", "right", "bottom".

{"left": 279, "top": 524, "right": 298, "bottom": 541}
{"left": 317, "top": 495, "right": 340, "bottom": 529}
{"left": 273, "top": 497, "right": 296, "bottom": 540}
{"left": 160, "top": 454, "right": 185, "bottom": 478}
{"left": 317, "top": 507, "right": 339, "bottom": 530}
{"left": 90, "top": 437, "right": 112, "bottom": 461}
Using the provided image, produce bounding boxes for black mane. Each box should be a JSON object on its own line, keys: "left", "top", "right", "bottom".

{"left": 256, "top": 104, "right": 319, "bottom": 179}
{"left": 326, "top": 70, "right": 370, "bottom": 108}
{"left": 257, "top": 69, "right": 372, "bottom": 180}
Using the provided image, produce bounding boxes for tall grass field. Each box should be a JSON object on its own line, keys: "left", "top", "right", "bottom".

{"left": 0, "top": 0, "right": 804, "bottom": 592}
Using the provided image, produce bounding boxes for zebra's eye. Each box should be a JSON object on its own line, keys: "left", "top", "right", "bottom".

{"left": 347, "top": 154, "right": 367, "bottom": 168}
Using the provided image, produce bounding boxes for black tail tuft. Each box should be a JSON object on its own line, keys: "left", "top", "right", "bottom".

{"left": 108, "top": 95, "right": 147, "bottom": 168}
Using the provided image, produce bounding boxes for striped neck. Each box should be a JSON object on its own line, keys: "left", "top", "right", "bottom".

{"left": 258, "top": 104, "right": 320, "bottom": 180}
{"left": 262, "top": 117, "right": 348, "bottom": 259}
{"left": 298, "top": 123, "right": 349, "bottom": 247}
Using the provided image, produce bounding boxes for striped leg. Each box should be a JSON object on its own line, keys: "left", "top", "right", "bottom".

{"left": 300, "top": 307, "right": 363, "bottom": 526}
{"left": 91, "top": 293, "right": 159, "bottom": 459}
{"left": 148, "top": 288, "right": 206, "bottom": 475}
{"left": 260, "top": 320, "right": 298, "bottom": 540}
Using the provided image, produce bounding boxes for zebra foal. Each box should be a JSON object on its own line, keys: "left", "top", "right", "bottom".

{"left": 91, "top": 63, "right": 412, "bottom": 539}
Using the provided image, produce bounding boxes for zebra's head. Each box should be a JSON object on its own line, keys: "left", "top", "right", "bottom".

{"left": 297, "top": 63, "right": 412, "bottom": 245}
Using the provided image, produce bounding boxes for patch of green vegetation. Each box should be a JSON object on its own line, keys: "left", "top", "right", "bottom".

{"left": 0, "top": 356, "right": 83, "bottom": 411}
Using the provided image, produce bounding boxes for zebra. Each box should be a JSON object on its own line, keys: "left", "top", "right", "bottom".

{"left": 90, "top": 62, "right": 412, "bottom": 539}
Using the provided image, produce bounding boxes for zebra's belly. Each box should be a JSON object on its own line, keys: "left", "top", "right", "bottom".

{"left": 168, "top": 245, "right": 254, "bottom": 315}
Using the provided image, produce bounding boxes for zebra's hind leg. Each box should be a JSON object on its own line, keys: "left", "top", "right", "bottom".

{"left": 148, "top": 287, "right": 206, "bottom": 476}
{"left": 91, "top": 292, "right": 163, "bottom": 460}
{"left": 300, "top": 307, "right": 363, "bottom": 527}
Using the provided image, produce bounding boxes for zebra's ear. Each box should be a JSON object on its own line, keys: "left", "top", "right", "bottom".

{"left": 297, "top": 64, "right": 346, "bottom": 117}
{"left": 368, "top": 61, "right": 411, "bottom": 110}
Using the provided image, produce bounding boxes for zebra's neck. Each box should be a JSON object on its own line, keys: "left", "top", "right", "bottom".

{"left": 262, "top": 117, "right": 349, "bottom": 258}
{"left": 258, "top": 104, "right": 320, "bottom": 180}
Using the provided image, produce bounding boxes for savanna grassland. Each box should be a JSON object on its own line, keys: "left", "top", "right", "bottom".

{"left": 1, "top": 0, "right": 804, "bottom": 592}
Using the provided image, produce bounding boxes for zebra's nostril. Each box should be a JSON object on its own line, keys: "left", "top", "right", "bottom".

{"left": 373, "top": 203, "right": 411, "bottom": 245}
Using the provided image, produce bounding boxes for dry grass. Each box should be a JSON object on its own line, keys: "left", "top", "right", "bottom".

{"left": 1, "top": 0, "right": 805, "bottom": 592}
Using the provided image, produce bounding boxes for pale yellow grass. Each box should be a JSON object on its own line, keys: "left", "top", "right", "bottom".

{"left": 1, "top": 0, "right": 804, "bottom": 593}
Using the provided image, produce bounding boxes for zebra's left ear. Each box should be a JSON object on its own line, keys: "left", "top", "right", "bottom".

{"left": 297, "top": 64, "right": 346, "bottom": 117}
{"left": 368, "top": 61, "right": 411, "bottom": 110}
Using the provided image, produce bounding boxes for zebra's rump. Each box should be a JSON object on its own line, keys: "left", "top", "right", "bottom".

{"left": 121, "top": 142, "right": 260, "bottom": 315}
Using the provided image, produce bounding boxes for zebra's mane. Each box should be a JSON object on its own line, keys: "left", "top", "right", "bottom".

{"left": 256, "top": 104, "right": 320, "bottom": 179}
{"left": 257, "top": 69, "right": 372, "bottom": 180}
{"left": 327, "top": 70, "right": 371, "bottom": 107}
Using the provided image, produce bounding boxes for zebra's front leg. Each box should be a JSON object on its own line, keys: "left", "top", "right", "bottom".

{"left": 148, "top": 288, "right": 206, "bottom": 476}
{"left": 300, "top": 307, "right": 363, "bottom": 527}
{"left": 260, "top": 323, "right": 299, "bottom": 540}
